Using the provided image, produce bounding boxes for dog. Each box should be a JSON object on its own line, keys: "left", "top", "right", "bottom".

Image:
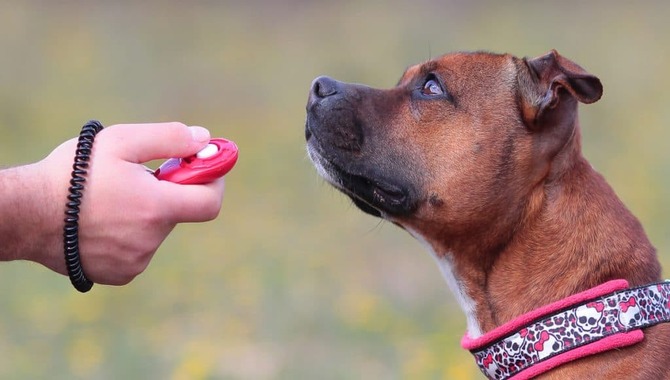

{"left": 305, "top": 50, "right": 670, "bottom": 379}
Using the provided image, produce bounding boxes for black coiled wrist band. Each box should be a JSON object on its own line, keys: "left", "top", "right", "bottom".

{"left": 63, "top": 120, "right": 104, "bottom": 293}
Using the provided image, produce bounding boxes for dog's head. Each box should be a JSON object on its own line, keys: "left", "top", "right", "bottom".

{"left": 305, "top": 50, "right": 602, "bottom": 242}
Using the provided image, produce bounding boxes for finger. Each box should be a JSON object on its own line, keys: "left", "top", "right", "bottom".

{"left": 99, "top": 122, "right": 211, "bottom": 163}
{"left": 158, "top": 178, "right": 226, "bottom": 223}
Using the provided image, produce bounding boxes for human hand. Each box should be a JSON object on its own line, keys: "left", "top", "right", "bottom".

{"left": 30, "top": 122, "right": 226, "bottom": 285}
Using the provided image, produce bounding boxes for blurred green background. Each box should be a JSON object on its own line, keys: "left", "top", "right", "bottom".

{"left": 0, "top": 1, "right": 668, "bottom": 379}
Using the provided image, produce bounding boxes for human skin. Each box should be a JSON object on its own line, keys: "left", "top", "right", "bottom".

{"left": 0, "top": 122, "right": 226, "bottom": 286}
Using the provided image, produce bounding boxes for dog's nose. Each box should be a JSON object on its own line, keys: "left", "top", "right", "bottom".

{"left": 311, "top": 76, "right": 339, "bottom": 99}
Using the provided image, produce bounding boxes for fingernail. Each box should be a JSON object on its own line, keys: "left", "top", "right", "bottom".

{"left": 189, "top": 126, "right": 210, "bottom": 143}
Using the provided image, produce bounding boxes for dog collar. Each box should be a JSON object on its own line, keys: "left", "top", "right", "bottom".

{"left": 461, "top": 279, "right": 670, "bottom": 380}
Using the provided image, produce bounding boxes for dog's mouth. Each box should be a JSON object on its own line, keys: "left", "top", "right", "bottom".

{"left": 306, "top": 133, "right": 414, "bottom": 218}
{"left": 336, "top": 171, "right": 409, "bottom": 218}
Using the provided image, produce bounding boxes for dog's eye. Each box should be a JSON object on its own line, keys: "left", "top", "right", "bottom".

{"left": 421, "top": 76, "right": 444, "bottom": 96}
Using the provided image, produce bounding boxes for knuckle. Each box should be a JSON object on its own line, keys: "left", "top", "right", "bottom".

{"left": 203, "top": 206, "right": 221, "bottom": 222}
{"left": 140, "top": 197, "right": 168, "bottom": 224}
{"left": 119, "top": 248, "right": 154, "bottom": 284}
{"left": 166, "top": 121, "right": 187, "bottom": 128}
{"left": 115, "top": 274, "right": 136, "bottom": 286}
{"left": 201, "top": 196, "right": 223, "bottom": 221}
{"left": 165, "top": 121, "right": 189, "bottom": 135}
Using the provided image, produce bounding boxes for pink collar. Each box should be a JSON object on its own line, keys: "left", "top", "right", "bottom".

{"left": 461, "top": 279, "right": 670, "bottom": 380}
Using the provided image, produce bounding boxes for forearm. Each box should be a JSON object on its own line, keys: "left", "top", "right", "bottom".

{"left": 0, "top": 163, "right": 64, "bottom": 269}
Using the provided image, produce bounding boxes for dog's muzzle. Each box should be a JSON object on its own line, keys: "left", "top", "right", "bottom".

{"left": 305, "top": 76, "right": 418, "bottom": 218}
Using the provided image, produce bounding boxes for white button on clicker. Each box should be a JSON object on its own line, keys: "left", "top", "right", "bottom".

{"left": 196, "top": 144, "right": 219, "bottom": 159}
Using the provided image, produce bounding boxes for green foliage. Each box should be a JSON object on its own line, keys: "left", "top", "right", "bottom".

{"left": 1, "top": 1, "right": 668, "bottom": 378}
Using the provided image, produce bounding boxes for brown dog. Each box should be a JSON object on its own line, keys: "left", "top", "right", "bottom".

{"left": 305, "top": 50, "right": 670, "bottom": 379}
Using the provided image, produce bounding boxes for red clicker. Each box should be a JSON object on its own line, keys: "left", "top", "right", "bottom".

{"left": 154, "top": 138, "right": 239, "bottom": 184}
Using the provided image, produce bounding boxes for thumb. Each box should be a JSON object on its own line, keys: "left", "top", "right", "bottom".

{"left": 100, "top": 122, "right": 211, "bottom": 163}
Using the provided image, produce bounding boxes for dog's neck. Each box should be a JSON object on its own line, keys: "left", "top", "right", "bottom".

{"left": 416, "top": 129, "right": 660, "bottom": 338}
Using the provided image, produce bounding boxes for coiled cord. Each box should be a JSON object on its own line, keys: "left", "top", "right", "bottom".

{"left": 63, "top": 120, "right": 104, "bottom": 293}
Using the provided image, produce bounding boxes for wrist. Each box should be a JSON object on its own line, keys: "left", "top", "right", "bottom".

{"left": 0, "top": 162, "right": 65, "bottom": 270}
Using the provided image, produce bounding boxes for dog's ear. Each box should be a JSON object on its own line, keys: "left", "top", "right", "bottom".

{"left": 519, "top": 50, "right": 603, "bottom": 130}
